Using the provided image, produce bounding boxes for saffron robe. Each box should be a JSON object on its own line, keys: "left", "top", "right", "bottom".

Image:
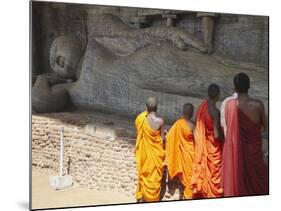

{"left": 192, "top": 100, "right": 223, "bottom": 198}
{"left": 166, "top": 117, "right": 195, "bottom": 199}
{"left": 135, "top": 111, "right": 165, "bottom": 201}
{"left": 221, "top": 98, "right": 269, "bottom": 197}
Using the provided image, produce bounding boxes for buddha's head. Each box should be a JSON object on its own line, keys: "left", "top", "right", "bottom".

{"left": 50, "top": 36, "right": 84, "bottom": 79}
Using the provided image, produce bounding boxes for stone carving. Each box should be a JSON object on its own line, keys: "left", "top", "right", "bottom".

{"left": 197, "top": 12, "right": 218, "bottom": 53}
{"left": 32, "top": 12, "right": 268, "bottom": 123}
{"left": 90, "top": 14, "right": 208, "bottom": 53}
{"left": 49, "top": 36, "right": 84, "bottom": 79}
{"left": 162, "top": 14, "right": 178, "bottom": 27}
{"left": 32, "top": 75, "right": 69, "bottom": 113}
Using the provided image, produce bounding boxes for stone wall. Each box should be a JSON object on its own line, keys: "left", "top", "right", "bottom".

{"left": 32, "top": 113, "right": 137, "bottom": 198}
{"left": 32, "top": 112, "right": 182, "bottom": 200}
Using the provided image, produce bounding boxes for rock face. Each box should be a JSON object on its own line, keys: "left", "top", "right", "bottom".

{"left": 32, "top": 2, "right": 269, "bottom": 73}
{"left": 31, "top": 3, "right": 268, "bottom": 122}
{"left": 213, "top": 15, "right": 269, "bottom": 67}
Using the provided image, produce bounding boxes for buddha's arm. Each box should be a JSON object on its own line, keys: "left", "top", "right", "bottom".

{"left": 91, "top": 14, "right": 207, "bottom": 53}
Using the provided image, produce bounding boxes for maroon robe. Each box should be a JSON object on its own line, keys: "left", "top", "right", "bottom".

{"left": 221, "top": 98, "right": 268, "bottom": 197}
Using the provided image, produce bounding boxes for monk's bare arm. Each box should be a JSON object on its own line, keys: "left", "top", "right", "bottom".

{"left": 259, "top": 101, "right": 268, "bottom": 137}
{"left": 193, "top": 119, "right": 197, "bottom": 142}
{"left": 190, "top": 121, "right": 196, "bottom": 140}
{"left": 259, "top": 101, "right": 268, "bottom": 159}
{"left": 159, "top": 118, "right": 166, "bottom": 147}
{"left": 213, "top": 110, "right": 223, "bottom": 140}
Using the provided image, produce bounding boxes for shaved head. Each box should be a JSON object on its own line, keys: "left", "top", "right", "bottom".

{"left": 183, "top": 103, "right": 193, "bottom": 119}
{"left": 145, "top": 97, "right": 158, "bottom": 112}
{"left": 234, "top": 72, "right": 250, "bottom": 93}
{"left": 208, "top": 83, "right": 220, "bottom": 101}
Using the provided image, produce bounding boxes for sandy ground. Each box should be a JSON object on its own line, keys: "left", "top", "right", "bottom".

{"left": 32, "top": 171, "right": 135, "bottom": 210}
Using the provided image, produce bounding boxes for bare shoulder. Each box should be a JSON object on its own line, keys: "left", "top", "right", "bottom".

{"left": 249, "top": 98, "right": 265, "bottom": 111}
{"left": 210, "top": 106, "right": 220, "bottom": 120}
{"left": 157, "top": 117, "right": 164, "bottom": 126}
{"left": 188, "top": 120, "right": 195, "bottom": 130}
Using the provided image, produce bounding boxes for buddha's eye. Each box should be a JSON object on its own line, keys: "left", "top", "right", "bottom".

{"left": 56, "top": 55, "right": 65, "bottom": 68}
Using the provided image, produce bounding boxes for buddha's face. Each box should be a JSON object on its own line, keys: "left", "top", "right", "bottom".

{"left": 50, "top": 36, "right": 84, "bottom": 79}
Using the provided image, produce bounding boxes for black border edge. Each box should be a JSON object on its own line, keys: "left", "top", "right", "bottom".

{"left": 29, "top": 0, "right": 33, "bottom": 210}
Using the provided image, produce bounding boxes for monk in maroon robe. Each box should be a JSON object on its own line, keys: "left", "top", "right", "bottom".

{"left": 221, "top": 73, "right": 269, "bottom": 197}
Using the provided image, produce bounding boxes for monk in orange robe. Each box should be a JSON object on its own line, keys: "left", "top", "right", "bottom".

{"left": 192, "top": 84, "right": 224, "bottom": 198}
{"left": 221, "top": 73, "right": 268, "bottom": 197}
{"left": 166, "top": 103, "right": 195, "bottom": 199}
{"left": 135, "top": 97, "right": 165, "bottom": 202}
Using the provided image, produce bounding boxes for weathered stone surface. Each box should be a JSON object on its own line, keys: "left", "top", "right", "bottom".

{"left": 32, "top": 3, "right": 268, "bottom": 71}
{"left": 214, "top": 15, "right": 269, "bottom": 67}
{"left": 63, "top": 38, "right": 267, "bottom": 122}
{"left": 49, "top": 36, "right": 84, "bottom": 79}
{"left": 31, "top": 3, "right": 268, "bottom": 122}
{"left": 32, "top": 75, "right": 69, "bottom": 113}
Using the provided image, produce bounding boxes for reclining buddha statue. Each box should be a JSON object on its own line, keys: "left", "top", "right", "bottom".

{"left": 32, "top": 11, "right": 268, "bottom": 122}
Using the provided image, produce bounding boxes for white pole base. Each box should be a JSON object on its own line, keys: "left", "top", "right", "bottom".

{"left": 49, "top": 175, "right": 73, "bottom": 190}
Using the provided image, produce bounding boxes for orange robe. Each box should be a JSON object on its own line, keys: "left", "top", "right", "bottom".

{"left": 166, "top": 117, "right": 195, "bottom": 199}
{"left": 135, "top": 111, "right": 165, "bottom": 201}
{"left": 192, "top": 100, "right": 223, "bottom": 198}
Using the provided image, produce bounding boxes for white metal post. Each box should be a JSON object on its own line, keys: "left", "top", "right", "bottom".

{"left": 49, "top": 126, "right": 72, "bottom": 190}
{"left": 59, "top": 127, "right": 64, "bottom": 177}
